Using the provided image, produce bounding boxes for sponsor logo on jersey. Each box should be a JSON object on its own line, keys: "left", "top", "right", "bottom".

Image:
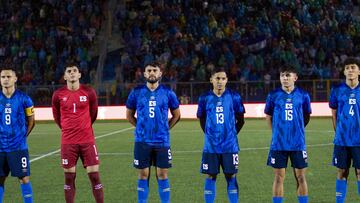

{"left": 286, "top": 98, "right": 292, "bottom": 102}
{"left": 150, "top": 96, "right": 155, "bottom": 100}
{"left": 5, "top": 103, "right": 10, "bottom": 107}
{"left": 62, "top": 97, "right": 67, "bottom": 102}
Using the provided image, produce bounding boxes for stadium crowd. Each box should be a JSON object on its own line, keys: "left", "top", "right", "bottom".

{"left": 113, "top": 0, "right": 360, "bottom": 84}
{"left": 0, "top": 0, "right": 104, "bottom": 85}
{"left": 0, "top": 0, "right": 360, "bottom": 105}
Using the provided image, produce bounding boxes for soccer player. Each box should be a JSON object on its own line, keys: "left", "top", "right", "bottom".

{"left": 265, "top": 65, "right": 311, "bottom": 203}
{"left": 329, "top": 57, "right": 360, "bottom": 203}
{"left": 126, "top": 61, "right": 181, "bottom": 203}
{"left": 52, "top": 62, "right": 103, "bottom": 203}
{"left": 0, "top": 67, "right": 35, "bottom": 203}
{"left": 197, "top": 67, "right": 245, "bottom": 203}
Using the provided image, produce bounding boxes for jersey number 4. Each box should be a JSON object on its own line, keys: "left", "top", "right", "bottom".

{"left": 349, "top": 99, "right": 356, "bottom": 116}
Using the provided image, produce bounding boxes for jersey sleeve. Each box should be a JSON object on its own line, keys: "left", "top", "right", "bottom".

{"left": 233, "top": 92, "right": 245, "bottom": 114}
{"left": 197, "top": 95, "right": 206, "bottom": 118}
{"left": 23, "top": 94, "right": 34, "bottom": 116}
{"left": 88, "top": 87, "right": 98, "bottom": 123}
{"left": 168, "top": 90, "right": 179, "bottom": 110}
{"left": 329, "top": 87, "right": 338, "bottom": 109}
{"left": 302, "top": 92, "right": 312, "bottom": 114}
{"left": 52, "top": 91, "right": 61, "bottom": 128}
{"left": 126, "top": 89, "right": 137, "bottom": 109}
{"left": 264, "top": 93, "right": 274, "bottom": 116}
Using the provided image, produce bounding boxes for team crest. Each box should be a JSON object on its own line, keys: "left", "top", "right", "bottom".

{"left": 80, "top": 96, "right": 87, "bottom": 102}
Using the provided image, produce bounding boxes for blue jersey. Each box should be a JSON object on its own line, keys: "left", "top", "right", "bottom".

{"left": 197, "top": 89, "right": 245, "bottom": 153}
{"left": 126, "top": 84, "right": 179, "bottom": 147}
{"left": 0, "top": 90, "right": 34, "bottom": 152}
{"left": 264, "top": 87, "right": 311, "bottom": 151}
{"left": 329, "top": 82, "right": 360, "bottom": 146}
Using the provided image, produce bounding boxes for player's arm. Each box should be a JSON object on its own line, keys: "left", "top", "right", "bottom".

{"left": 25, "top": 106, "right": 35, "bottom": 136}
{"left": 126, "top": 108, "right": 137, "bottom": 127}
{"left": 52, "top": 92, "right": 61, "bottom": 128}
{"left": 199, "top": 115, "right": 206, "bottom": 133}
{"left": 303, "top": 113, "right": 310, "bottom": 127}
{"left": 169, "top": 108, "right": 180, "bottom": 129}
{"left": 89, "top": 88, "right": 98, "bottom": 124}
{"left": 331, "top": 109, "right": 337, "bottom": 131}
{"left": 235, "top": 112, "right": 245, "bottom": 134}
{"left": 265, "top": 114, "right": 272, "bottom": 130}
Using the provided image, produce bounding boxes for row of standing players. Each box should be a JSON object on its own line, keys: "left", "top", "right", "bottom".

{"left": 0, "top": 57, "right": 360, "bottom": 203}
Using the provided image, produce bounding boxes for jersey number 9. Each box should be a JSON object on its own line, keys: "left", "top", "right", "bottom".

{"left": 5, "top": 107, "right": 11, "bottom": 125}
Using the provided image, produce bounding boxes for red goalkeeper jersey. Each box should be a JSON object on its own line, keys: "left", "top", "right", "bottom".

{"left": 52, "top": 85, "right": 98, "bottom": 144}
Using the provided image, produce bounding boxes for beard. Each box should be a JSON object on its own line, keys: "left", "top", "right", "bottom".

{"left": 146, "top": 76, "right": 160, "bottom": 84}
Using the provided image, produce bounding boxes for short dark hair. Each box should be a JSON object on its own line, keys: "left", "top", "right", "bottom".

{"left": 279, "top": 64, "right": 297, "bottom": 75}
{"left": 343, "top": 57, "right": 360, "bottom": 67}
{"left": 211, "top": 67, "right": 227, "bottom": 76}
{"left": 0, "top": 66, "right": 17, "bottom": 75}
{"left": 65, "top": 61, "right": 79, "bottom": 69}
{"left": 144, "top": 61, "right": 162, "bottom": 71}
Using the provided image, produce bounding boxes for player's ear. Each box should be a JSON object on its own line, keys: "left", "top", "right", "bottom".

{"left": 293, "top": 73, "right": 298, "bottom": 82}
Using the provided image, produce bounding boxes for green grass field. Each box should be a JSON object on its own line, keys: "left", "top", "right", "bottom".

{"left": 2, "top": 118, "right": 359, "bottom": 203}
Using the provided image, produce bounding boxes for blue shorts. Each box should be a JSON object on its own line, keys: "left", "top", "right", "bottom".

{"left": 333, "top": 145, "right": 360, "bottom": 169}
{"left": 0, "top": 150, "right": 30, "bottom": 177}
{"left": 133, "top": 142, "right": 172, "bottom": 169}
{"left": 267, "top": 150, "right": 308, "bottom": 169}
{"left": 200, "top": 152, "right": 239, "bottom": 175}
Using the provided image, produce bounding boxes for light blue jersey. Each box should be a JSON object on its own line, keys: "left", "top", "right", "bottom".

{"left": 329, "top": 82, "right": 360, "bottom": 146}
{"left": 126, "top": 84, "right": 179, "bottom": 147}
{"left": 265, "top": 87, "right": 311, "bottom": 151}
{"left": 197, "top": 89, "right": 245, "bottom": 153}
{"left": 0, "top": 90, "right": 34, "bottom": 152}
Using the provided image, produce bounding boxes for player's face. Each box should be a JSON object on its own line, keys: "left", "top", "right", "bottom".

{"left": 343, "top": 64, "right": 360, "bottom": 80}
{"left": 0, "top": 70, "right": 17, "bottom": 88}
{"left": 144, "top": 65, "right": 162, "bottom": 84}
{"left": 280, "top": 71, "right": 297, "bottom": 88}
{"left": 210, "top": 72, "right": 228, "bottom": 91}
{"left": 64, "top": 66, "right": 81, "bottom": 82}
